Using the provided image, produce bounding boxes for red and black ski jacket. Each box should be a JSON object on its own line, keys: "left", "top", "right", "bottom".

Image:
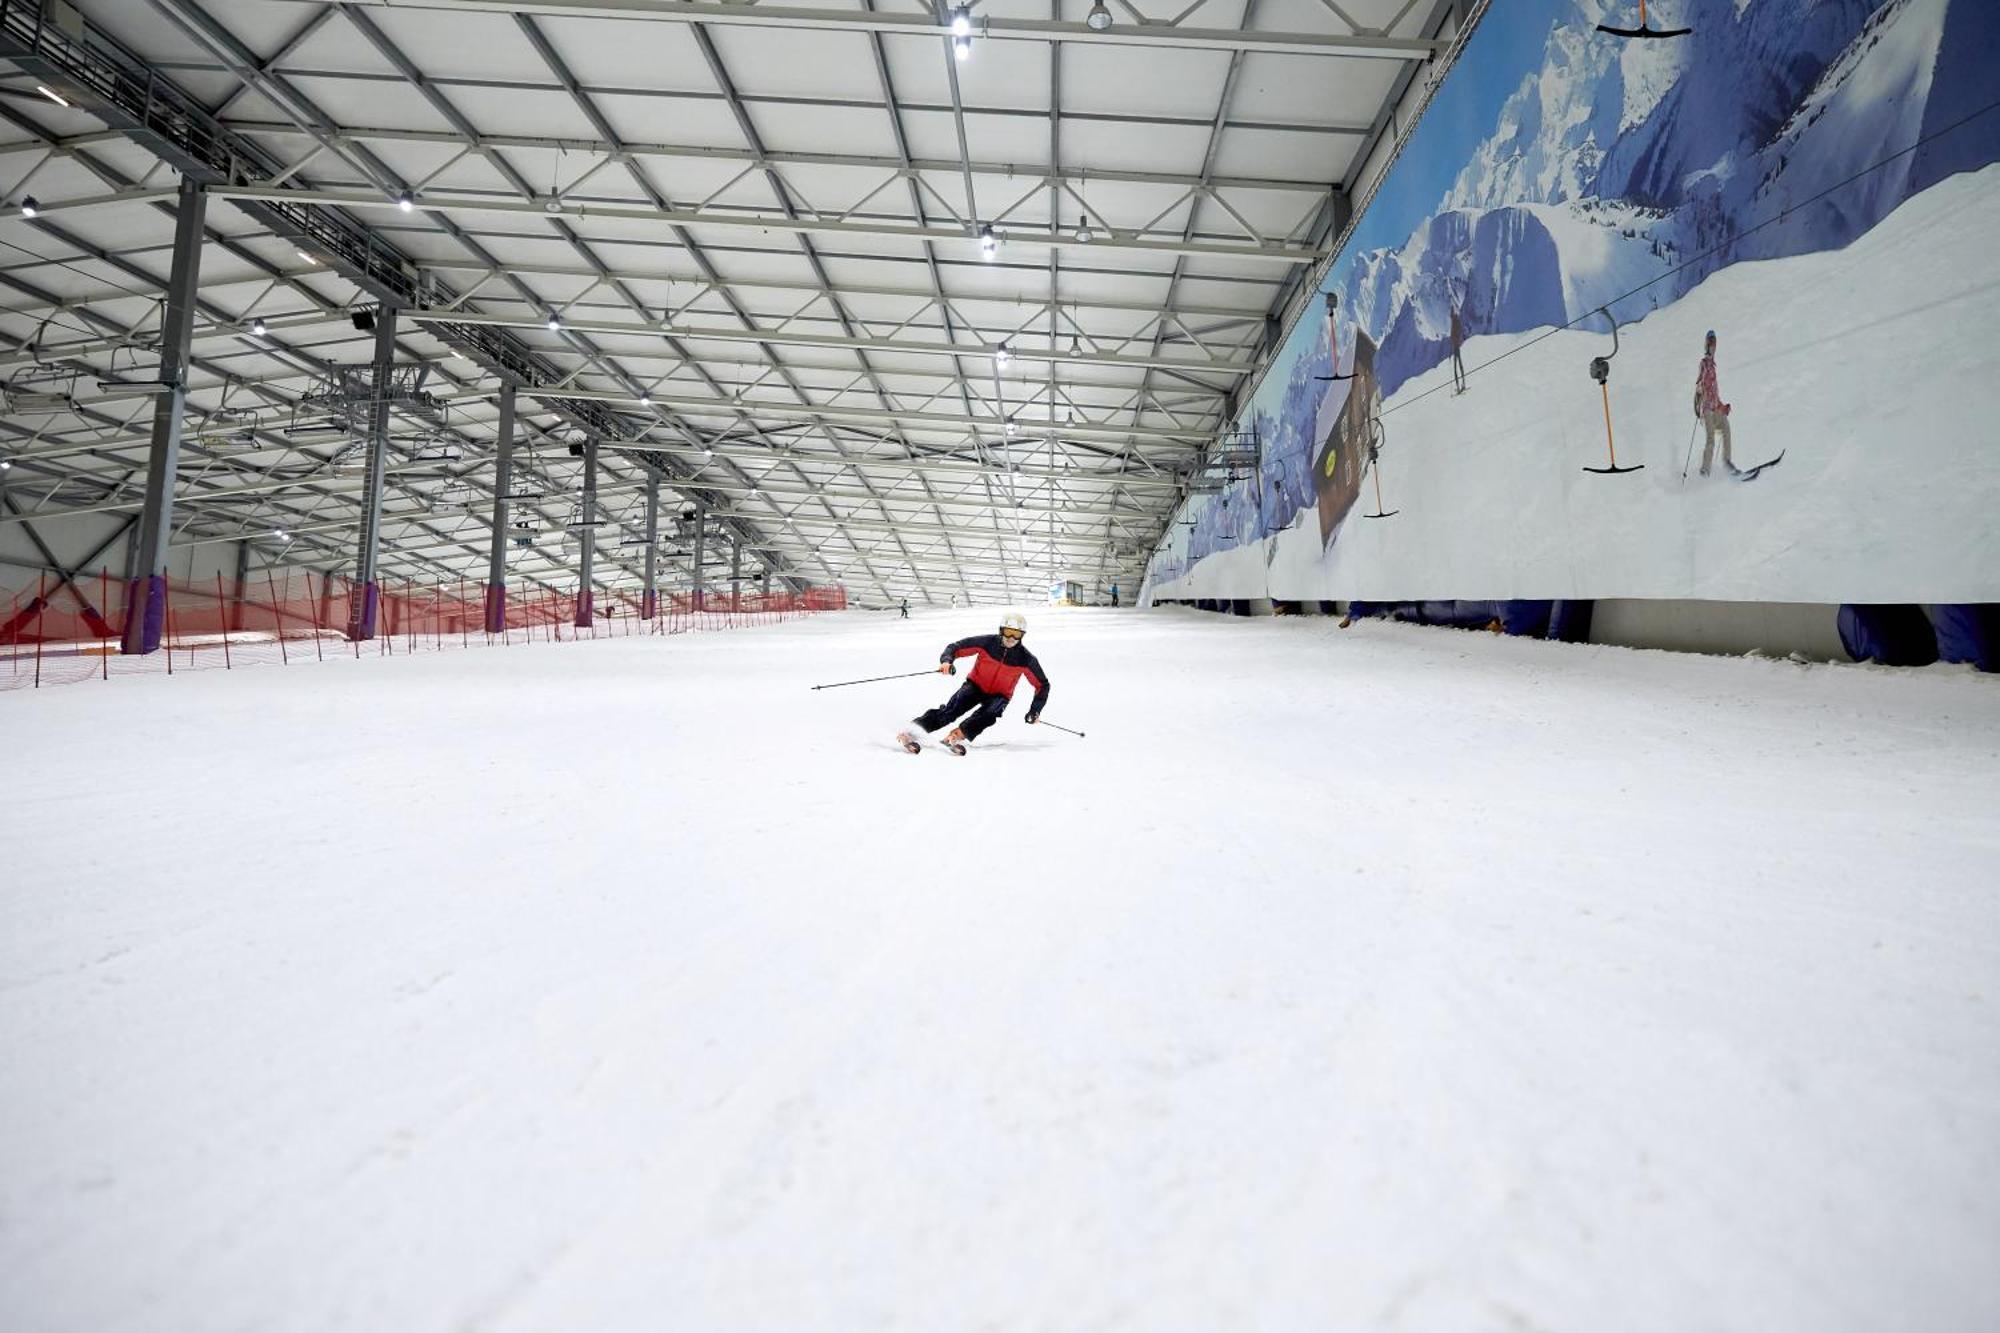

{"left": 941, "top": 634, "right": 1050, "bottom": 716}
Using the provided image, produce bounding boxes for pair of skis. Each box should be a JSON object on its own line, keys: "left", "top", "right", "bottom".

{"left": 898, "top": 729, "right": 964, "bottom": 757}
{"left": 1690, "top": 451, "right": 1786, "bottom": 483}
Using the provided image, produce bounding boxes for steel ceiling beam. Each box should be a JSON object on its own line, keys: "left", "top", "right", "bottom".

{"left": 207, "top": 184, "right": 1323, "bottom": 265}
{"left": 404, "top": 309, "right": 1256, "bottom": 376}
{"left": 309, "top": 0, "right": 1444, "bottom": 60}
{"left": 218, "top": 120, "right": 1339, "bottom": 196}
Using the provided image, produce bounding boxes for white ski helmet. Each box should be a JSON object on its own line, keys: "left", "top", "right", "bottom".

{"left": 999, "top": 611, "right": 1027, "bottom": 636}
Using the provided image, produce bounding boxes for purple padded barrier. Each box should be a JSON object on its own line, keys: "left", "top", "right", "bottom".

{"left": 120, "top": 574, "right": 168, "bottom": 654}
{"left": 1927, "top": 604, "right": 1999, "bottom": 672}
{"left": 483, "top": 583, "right": 507, "bottom": 635}
{"left": 574, "top": 588, "right": 594, "bottom": 628}
{"left": 641, "top": 589, "right": 658, "bottom": 620}
{"left": 347, "top": 581, "right": 380, "bottom": 641}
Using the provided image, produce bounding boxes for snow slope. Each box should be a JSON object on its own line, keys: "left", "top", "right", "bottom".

{"left": 4, "top": 609, "right": 1999, "bottom": 1331}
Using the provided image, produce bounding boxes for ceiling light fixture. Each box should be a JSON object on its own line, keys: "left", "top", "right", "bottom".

{"left": 396, "top": 190, "right": 414, "bottom": 212}
{"left": 953, "top": 33, "right": 972, "bottom": 60}
{"left": 978, "top": 224, "right": 998, "bottom": 260}
{"left": 19, "top": 196, "right": 39, "bottom": 219}
{"left": 297, "top": 249, "right": 316, "bottom": 264}
{"left": 1074, "top": 214, "right": 1094, "bottom": 243}
{"left": 546, "top": 311, "right": 562, "bottom": 330}
{"left": 994, "top": 342, "right": 1011, "bottom": 367}
{"left": 36, "top": 85, "right": 70, "bottom": 108}
{"left": 1086, "top": 0, "right": 1113, "bottom": 31}
{"left": 250, "top": 318, "right": 267, "bottom": 336}
{"left": 950, "top": 6, "right": 971, "bottom": 37}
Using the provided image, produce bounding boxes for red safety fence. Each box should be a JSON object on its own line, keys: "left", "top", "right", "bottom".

{"left": 0, "top": 570, "right": 846, "bottom": 691}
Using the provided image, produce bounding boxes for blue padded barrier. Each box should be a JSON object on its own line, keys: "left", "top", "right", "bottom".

{"left": 1837, "top": 604, "right": 1939, "bottom": 666}
{"left": 1498, "top": 600, "right": 1554, "bottom": 637}
{"left": 1926, "top": 604, "right": 2000, "bottom": 672}
{"left": 1547, "top": 600, "right": 1594, "bottom": 643}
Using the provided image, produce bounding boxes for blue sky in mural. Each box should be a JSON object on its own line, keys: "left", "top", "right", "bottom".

{"left": 1238, "top": 0, "right": 1572, "bottom": 426}
{"left": 1331, "top": 0, "right": 1566, "bottom": 282}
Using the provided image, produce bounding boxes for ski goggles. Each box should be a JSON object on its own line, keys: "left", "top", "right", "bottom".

{"left": 998, "top": 628, "right": 1024, "bottom": 642}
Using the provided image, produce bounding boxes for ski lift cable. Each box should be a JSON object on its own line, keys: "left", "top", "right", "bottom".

{"left": 1374, "top": 93, "right": 2000, "bottom": 426}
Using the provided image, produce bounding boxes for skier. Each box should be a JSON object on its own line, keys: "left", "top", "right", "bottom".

{"left": 897, "top": 612, "right": 1050, "bottom": 755}
{"left": 1693, "top": 329, "right": 1735, "bottom": 475}
{"left": 899, "top": 598, "right": 910, "bottom": 620}
{"left": 1449, "top": 290, "right": 1467, "bottom": 394}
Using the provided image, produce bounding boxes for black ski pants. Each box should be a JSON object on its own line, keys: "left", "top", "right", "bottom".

{"left": 917, "top": 680, "right": 1009, "bottom": 740}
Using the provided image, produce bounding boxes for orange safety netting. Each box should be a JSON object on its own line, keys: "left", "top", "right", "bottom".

{"left": 0, "top": 570, "right": 846, "bottom": 691}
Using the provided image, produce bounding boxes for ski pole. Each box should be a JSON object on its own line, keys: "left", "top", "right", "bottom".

{"left": 1680, "top": 417, "right": 1700, "bottom": 482}
{"left": 1036, "top": 720, "right": 1086, "bottom": 738}
{"left": 810, "top": 669, "right": 939, "bottom": 691}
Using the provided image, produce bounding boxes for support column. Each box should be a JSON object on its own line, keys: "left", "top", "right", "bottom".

{"left": 574, "top": 438, "right": 597, "bottom": 628}
{"left": 729, "top": 537, "right": 742, "bottom": 612}
{"left": 484, "top": 383, "right": 517, "bottom": 633}
{"left": 229, "top": 539, "right": 250, "bottom": 632}
{"left": 121, "top": 176, "right": 206, "bottom": 655}
{"left": 347, "top": 305, "right": 398, "bottom": 641}
{"left": 691, "top": 506, "right": 706, "bottom": 611}
{"left": 640, "top": 476, "right": 660, "bottom": 619}
{"left": 759, "top": 567, "right": 770, "bottom": 598}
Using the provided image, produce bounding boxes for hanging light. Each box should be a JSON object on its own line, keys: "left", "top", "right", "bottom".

{"left": 994, "top": 342, "right": 1011, "bottom": 368}
{"left": 546, "top": 311, "right": 562, "bottom": 330}
{"left": 1074, "top": 214, "right": 1094, "bottom": 243}
{"left": 396, "top": 190, "right": 414, "bottom": 212}
{"left": 950, "top": 6, "right": 971, "bottom": 37}
{"left": 297, "top": 249, "right": 317, "bottom": 264}
{"left": 1086, "top": 0, "right": 1113, "bottom": 31}
{"left": 953, "top": 33, "right": 972, "bottom": 60}
{"left": 249, "top": 317, "right": 267, "bottom": 336}
{"left": 36, "top": 85, "right": 70, "bottom": 108}
{"left": 638, "top": 390, "right": 651, "bottom": 405}
{"left": 978, "top": 224, "right": 998, "bottom": 260}
{"left": 1069, "top": 335, "right": 1082, "bottom": 356}
{"left": 0, "top": 458, "right": 12, "bottom": 471}
{"left": 273, "top": 528, "right": 289, "bottom": 541}
{"left": 19, "top": 197, "right": 39, "bottom": 219}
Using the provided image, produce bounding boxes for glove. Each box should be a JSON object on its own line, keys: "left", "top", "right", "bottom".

{"left": 938, "top": 663, "right": 954, "bottom": 675}
{"left": 1722, "top": 403, "right": 1731, "bottom": 416}
{"left": 1025, "top": 712, "right": 1039, "bottom": 725}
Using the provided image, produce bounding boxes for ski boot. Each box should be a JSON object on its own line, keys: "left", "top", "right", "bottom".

{"left": 941, "top": 727, "right": 969, "bottom": 757}
{"left": 896, "top": 726, "right": 924, "bottom": 755}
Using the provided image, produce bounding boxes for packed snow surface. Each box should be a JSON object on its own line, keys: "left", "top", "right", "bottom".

{"left": 4, "top": 608, "right": 1998, "bottom": 1331}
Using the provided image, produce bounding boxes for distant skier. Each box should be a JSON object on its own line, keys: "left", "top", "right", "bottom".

{"left": 899, "top": 598, "right": 910, "bottom": 619}
{"left": 1448, "top": 289, "right": 1467, "bottom": 394}
{"left": 897, "top": 612, "right": 1050, "bottom": 755}
{"left": 1693, "top": 329, "right": 1735, "bottom": 475}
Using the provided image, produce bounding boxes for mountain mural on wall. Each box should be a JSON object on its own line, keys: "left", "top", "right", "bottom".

{"left": 1348, "top": 0, "right": 1989, "bottom": 403}
{"left": 1161, "top": 0, "right": 1999, "bottom": 578}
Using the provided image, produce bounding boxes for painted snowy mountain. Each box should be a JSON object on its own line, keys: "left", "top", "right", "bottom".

{"left": 1328, "top": 0, "right": 1998, "bottom": 404}
{"left": 1176, "top": 0, "right": 2000, "bottom": 569}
